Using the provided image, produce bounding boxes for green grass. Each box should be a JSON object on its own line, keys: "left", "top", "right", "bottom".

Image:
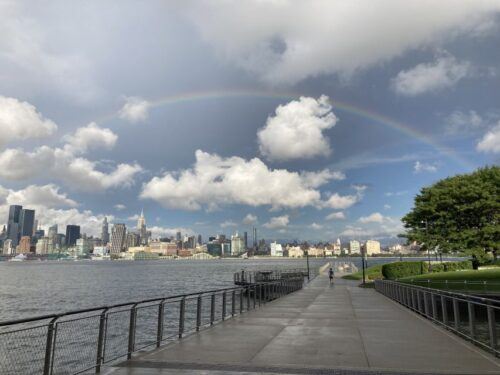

{"left": 342, "top": 264, "right": 383, "bottom": 281}
{"left": 398, "top": 268, "right": 500, "bottom": 293}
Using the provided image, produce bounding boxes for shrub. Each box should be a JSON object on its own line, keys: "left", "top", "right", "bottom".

{"left": 430, "top": 263, "right": 445, "bottom": 273}
{"left": 382, "top": 261, "right": 426, "bottom": 279}
{"left": 444, "top": 260, "right": 472, "bottom": 272}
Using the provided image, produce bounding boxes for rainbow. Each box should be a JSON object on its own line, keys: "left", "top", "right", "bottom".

{"left": 106, "top": 89, "right": 475, "bottom": 170}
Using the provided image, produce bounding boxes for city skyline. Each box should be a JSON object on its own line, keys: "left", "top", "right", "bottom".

{"left": 0, "top": 2, "right": 499, "bottom": 242}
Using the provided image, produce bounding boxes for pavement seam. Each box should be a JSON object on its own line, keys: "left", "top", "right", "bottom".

{"left": 344, "top": 282, "right": 372, "bottom": 368}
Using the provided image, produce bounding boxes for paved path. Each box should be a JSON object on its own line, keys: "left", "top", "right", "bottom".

{"left": 110, "top": 276, "right": 500, "bottom": 375}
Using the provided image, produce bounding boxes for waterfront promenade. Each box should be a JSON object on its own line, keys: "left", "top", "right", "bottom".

{"left": 111, "top": 275, "right": 500, "bottom": 374}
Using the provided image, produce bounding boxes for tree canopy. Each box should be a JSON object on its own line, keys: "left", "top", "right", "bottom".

{"left": 402, "top": 166, "right": 499, "bottom": 260}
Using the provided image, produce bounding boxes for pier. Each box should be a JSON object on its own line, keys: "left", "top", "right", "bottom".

{"left": 113, "top": 274, "right": 500, "bottom": 374}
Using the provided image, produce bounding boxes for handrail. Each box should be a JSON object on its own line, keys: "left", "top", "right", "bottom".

{"left": 0, "top": 284, "right": 258, "bottom": 328}
{"left": 375, "top": 279, "right": 500, "bottom": 357}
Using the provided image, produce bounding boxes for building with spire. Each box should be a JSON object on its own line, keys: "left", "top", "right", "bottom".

{"left": 137, "top": 209, "right": 148, "bottom": 245}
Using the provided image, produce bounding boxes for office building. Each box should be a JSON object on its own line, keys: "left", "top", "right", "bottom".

{"left": 17, "top": 236, "right": 31, "bottom": 254}
{"left": 65, "top": 225, "right": 81, "bottom": 247}
{"left": 364, "top": 240, "right": 381, "bottom": 255}
{"left": 243, "top": 231, "right": 248, "bottom": 250}
{"left": 101, "top": 217, "right": 109, "bottom": 245}
{"left": 20, "top": 209, "right": 35, "bottom": 238}
{"left": 270, "top": 241, "right": 283, "bottom": 257}
{"left": 36, "top": 237, "right": 50, "bottom": 255}
{"left": 349, "top": 240, "right": 361, "bottom": 254}
{"left": 76, "top": 237, "right": 93, "bottom": 255}
{"left": 197, "top": 234, "right": 202, "bottom": 245}
{"left": 110, "top": 224, "right": 127, "bottom": 254}
{"left": 7, "top": 205, "right": 22, "bottom": 247}
{"left": 126, "top": 232, "right": 140, "bottom": 249}
{"left": 231, "top": 232, "right": 244, "bottom": 256}
{"left": 3, "top": 239, "right": 13, "bottom": 255}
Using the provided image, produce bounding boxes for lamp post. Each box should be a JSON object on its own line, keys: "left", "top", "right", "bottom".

{"left": 361, "top": 246, "right": 366, "bottom": 286}
{"left": 422, "top": 220, "right": 432, "bottom": 272}
{"left": 305, "top": 250, "right": 310, "bottom": 281}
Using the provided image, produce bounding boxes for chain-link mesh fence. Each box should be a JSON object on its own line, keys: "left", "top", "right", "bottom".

{"left": 0, "top": 277, "right": 308, "bottom": 375}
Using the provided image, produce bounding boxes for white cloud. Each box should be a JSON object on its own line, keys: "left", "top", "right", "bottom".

{"left": 0, "top": 124, "right": 142, "bottom": 191}
{"left": 340, "top": 220, "right": 403, "bottom": 239}
{"left": 220, "top": 220, "right": 237, "bottom": 228}
{"left": 301, "top": 169, "right": 345, "bottom": 188}
{"left": 477, "top": 123, "right": 500, "bottom": 154}
{"left": 63, "top": 122, "right": 117, "bottom": 154}
{"left": 385, "top": 191, "right": 408, "bottom": 197}
{"left": 384, "top": 204, "right": 391, "bottom": 210}
{"left": 323, "top": 193, "right": 359, "bottom": 210}
{"left": 119, "top": 97, "right": 151, "bottom": 123}
{"left": 325, "top": 212, "right": 345, "bottom": 221}
{"left": 309, "top": 222, "right": 323, "bottom": 230}
{"left": 414, "top": 161, "right": 438, "bottom": 173}
{"left": 114, "top": 204, "right": 126, "bottom": 211}
{"left": 445, "top": 110, "right": 485, "bottom": 134}
{"left": 141, "top": 150, "right": 338, "bottom": 211}
{"left": 242, "top": 214, "right": 258, "bottom": 225}
{"left": 183, "top": 1, "right": 500, "bottom": 84}
{"left": 264, "top": 215, "right": 289, "bottom": 229}
{"left": 257, "top": 95, "right": 337, "bottom": 161}
{"left": 391, "top": 53, "right": 470, "bottom": 96}
{"left": 359, "top": 212, "right": 385, "bottom": 224}
{"left": 0, "top": 96, "right": 57, "bottom": 148}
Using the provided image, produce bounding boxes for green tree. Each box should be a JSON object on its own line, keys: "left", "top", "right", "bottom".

{"left": 402, "top": 166, "right": 500, "bottom": 262}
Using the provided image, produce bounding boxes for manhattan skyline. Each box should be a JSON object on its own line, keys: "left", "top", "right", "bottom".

{"left": 0, "top": 1, "right": 499, "bottom": 241}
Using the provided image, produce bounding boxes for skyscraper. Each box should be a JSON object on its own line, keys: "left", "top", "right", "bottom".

{"left": 231, "top": 232, "right": 244, "bottom": 256}
{"left": 20, "top": 209, "right": 35, "bottom": 238}
{"left": 7, "top": 205, "right": 22, "bottom": 247}
{"left": 101, "top": 217, "right": 110, "bottom": 245}
{"left": 65, "top": 225, "right": 81, "bottom": 247}
{"left": 137, "top": 210, "right": 148, "bottom": 245}
{"left": 110, "top": 224, "right": 127, "bottom": 254}
{"left": 197, "top": 234, "right": 202, "bottom": 245}
{"left": 243, "top": 231, "right": 248, "bottom": 250}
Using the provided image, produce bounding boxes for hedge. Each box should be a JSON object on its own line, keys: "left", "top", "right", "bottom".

{"left": 382, "top": 261, "right": 427, "bottom": 279}
{"left": 382, "top": 260, "right": 473, "bottom": 279}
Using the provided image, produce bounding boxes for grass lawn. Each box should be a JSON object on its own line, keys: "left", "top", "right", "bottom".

{"left": 342, "top": 264, "right": 383, "bottom": 281}
{"left": 398, "top": 268, "right": 500, "bottom": 293}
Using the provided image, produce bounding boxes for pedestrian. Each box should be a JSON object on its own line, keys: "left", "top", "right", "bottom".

{"left": 328, "top": 267, "right": 334, "bottom": 284}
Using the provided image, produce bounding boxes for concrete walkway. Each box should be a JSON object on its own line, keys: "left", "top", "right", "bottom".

{"left": 111, "top": 276, "right": 500, "bottom": 375}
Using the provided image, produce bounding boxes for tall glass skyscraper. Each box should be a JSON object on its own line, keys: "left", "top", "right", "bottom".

{"left": 65, "top": 225, "right": 81, "bottom": 246}
{"left": 7, "top": 205, "right": 23, "bottom": 247}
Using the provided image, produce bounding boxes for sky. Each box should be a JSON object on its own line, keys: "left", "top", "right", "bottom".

{"left": 0, "top": 0, "right": 499, "bottom": 243}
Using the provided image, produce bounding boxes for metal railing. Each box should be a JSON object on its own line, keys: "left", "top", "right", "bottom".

{"left": 375, "top": 280, "right": 500, "bottom": 356}
{"left": 0, "top": 278, "right": 305, "bottom": 375}
{"left": 233, "top": 267, "right": 313, "bottom": 285}
{"left": 398, "top": 279, "right": 500, "bottom": 294}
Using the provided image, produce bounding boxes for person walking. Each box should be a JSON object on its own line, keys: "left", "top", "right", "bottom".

{"left": 328, "top": 267, "right": 334, "bottom": 284}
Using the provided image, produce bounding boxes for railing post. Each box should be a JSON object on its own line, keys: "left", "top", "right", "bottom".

{"left": 210, "top": 294, "right": 216, "bottom": 325}
{"left": 179, "top": 298, "right": 185, "bottom": 338}
{"left": 231, "top": 290, "right": 236, "bottom": 317}
{"left": 156, "top": 302, "right": 165, "bottom": 348}
{"left": 96, "top": 309, "right": 108, "bottom": 372}
{"left": 222, "top": 292, "right": 227, "bottom": 320}
{"left": 247, "top": 286, "right": 251, "bottom": 310}
{"left": 253, "top": 285, "right": 257, "bottom": 309}
{"left": 43, "top": 317, "right": 58, "bottom": 375}
{"left": 468, "top": 302, "right": 476, "bottom": 339}
{"left": 417, "top": 291, "right": 422, "bottom": 313}
{"left": 424, "top": 292, "right": 430, "bottom": 317}
{"left": 240, "top": 289, "right": 244, "bottom": 313}
{"left": 487, "top": 304, "right": 497, "bottom": 351}
{"left": 453, "top": 298, "right": 460, "bottom": 331}
{"left": 127, "top": 304, "right": 138, "bottom": 359}
{"left": 441, "top": 296, "right": 449, "bottom": 326}
{"left": 431, "top": 294, "right": 437, "bottom": 320}
{"left": 258, "top": 284, "right": 262, "bottom": 307}
{"left": 196, "top": 295, "right": 202, "bottom": 331}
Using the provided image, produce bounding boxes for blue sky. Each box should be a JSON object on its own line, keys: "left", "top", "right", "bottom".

{"left": 0, "top": 1, "right": 499, "bottom": 243}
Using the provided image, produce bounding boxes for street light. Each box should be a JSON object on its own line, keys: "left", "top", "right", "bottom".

{"left": 305, "top": 250, "right": 310, "bottom": 281}
{"left": 422, "top": 220, "right": 432, "bottom": 272}
{"left": 361, "top": 246, "right": 366, "bottom": 286}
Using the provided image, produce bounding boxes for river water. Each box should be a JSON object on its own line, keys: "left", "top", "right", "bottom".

{"left": 0, "top": 256, "right": 446, "bottom": 322}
